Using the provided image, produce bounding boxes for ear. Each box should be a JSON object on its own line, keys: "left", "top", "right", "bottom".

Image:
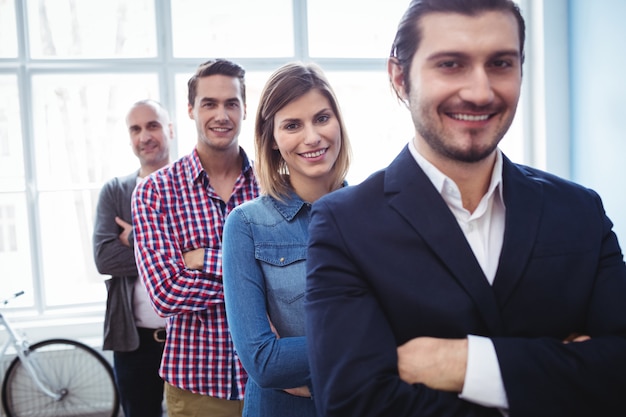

{"left": 388, "top": 58, "right": 408, "bottom": 101}
{"left": 187, "top": 103, "right": 194, "bottom": 120}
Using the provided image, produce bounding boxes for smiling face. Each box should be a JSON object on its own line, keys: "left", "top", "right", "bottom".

{"left": 389, "top": 10, "right": 522, "bottom": 167}
{"left": 272, "top": 89, "right": 342, "bottom": 194}
{"left": 188, "top": 74, "right": 246, "bottom": 153}
{"left": 127, "top": 103, "right": 172, "bottom": 174}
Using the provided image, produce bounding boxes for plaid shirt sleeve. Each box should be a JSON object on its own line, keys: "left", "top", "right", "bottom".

{"left": 131, "top": 167, "right": 226, "bottom": 317}
{"left": 131, "top": 150, "right": 259, "bottom": 398}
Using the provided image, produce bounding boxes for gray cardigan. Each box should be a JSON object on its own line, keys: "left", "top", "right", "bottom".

{"left": 93, "top": 171, "right": 140, "bottom": 351}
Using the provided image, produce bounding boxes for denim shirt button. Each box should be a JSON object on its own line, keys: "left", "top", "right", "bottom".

{"left": 280, "top": 257, "right": 285, "bottom": 263}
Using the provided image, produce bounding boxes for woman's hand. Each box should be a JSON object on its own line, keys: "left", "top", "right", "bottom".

{"left": 563, "top": 333, "right": 591, "bottom": 343}
{"left": 268, "top": 315, "right": 312, "bottom": 398}
{"left": 284, "top": 386, "right": 311, "bottom": 397}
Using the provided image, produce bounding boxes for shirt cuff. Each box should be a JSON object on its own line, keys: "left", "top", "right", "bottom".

{"left": 459, "top": 334, "right": 509, "bottom": 410}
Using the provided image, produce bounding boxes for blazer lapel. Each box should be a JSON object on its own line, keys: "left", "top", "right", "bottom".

{"left": 492, "top": 157, "right": 543, "bottom": 308}
{"left": 385, "top": 148, "right": 504, "bottom": 334}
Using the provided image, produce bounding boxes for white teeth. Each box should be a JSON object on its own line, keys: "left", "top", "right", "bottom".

{"left": 211, "top": 127, "right": 229, "bottom": 132}
{"left": 451, "top": 113, "right": 490, "bottom": 121}
{"left": 302, "top": 148, "right": 327, "bottom": 158}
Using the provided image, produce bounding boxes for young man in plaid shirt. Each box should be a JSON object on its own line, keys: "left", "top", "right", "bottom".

{"left": 132, "top": 59, "right": 259, "bottom": 417}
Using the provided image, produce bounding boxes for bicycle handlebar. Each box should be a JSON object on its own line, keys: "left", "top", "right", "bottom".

{"left": 2, "top": 290, "right": 25, "bottom": 305}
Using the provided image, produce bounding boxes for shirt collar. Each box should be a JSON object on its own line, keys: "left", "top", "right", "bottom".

{"left": 408, "top": 139, "right": 504, "bottom": 205}
{"left": 269, "top": 189, "right": 309, "bottom": 222}
{"left": 187, "top": 147, "right": 254, "bottom": 184}
{"left": 268, "top": 179, "right": 348, "bottom": 222}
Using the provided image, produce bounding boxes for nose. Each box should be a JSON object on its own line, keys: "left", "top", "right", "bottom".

{"left": 458, "top": 68, "right": 494, "bottom": 106}
{"left": 139, "top": 129, "right": 153, "bottom": 142}
{"left": 214, "top": 105, "right": 229, "bottom": 122}
{"left": 303, "top": 124, "right": 321, "bottom": 146}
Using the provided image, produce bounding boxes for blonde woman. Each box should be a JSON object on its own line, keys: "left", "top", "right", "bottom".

{"left": 222, "top": 62, "right": 351, "bottom": 416}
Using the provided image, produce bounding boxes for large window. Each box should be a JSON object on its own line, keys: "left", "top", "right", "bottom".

{"left": 0, "top": 0, "right": 528, "bottom": 324}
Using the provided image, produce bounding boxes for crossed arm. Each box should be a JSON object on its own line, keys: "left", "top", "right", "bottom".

{"left": 396, "top": 334, "right": 591, "bottom": 391}
{"left": 182, "top": 248, "right": 205, "bottom": 270}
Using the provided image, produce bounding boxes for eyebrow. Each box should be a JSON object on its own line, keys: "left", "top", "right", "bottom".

{"left": 426, "top": 49, "right": 521, "bottom": 62}
{"left": 128, "top": 120, "right": 161, "bottom": 131}
{"left": 277, "top": 107, "right": 333, "bottom": 124}
{"left": 199, "top": 97, "right": 241, "bottom": 104}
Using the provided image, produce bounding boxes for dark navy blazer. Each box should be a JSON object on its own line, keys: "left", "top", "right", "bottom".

{"left": 305, "top": 146, "right": 626, "bottom": 417}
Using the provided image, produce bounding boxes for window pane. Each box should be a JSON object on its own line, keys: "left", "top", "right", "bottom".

{"left": 0, "top": 0, "right": 17, "bottom": 57}
{"left": 0, "top": 193, "right": 34, "bottom": 302}
{"left": 171, "top": 0, "right": 293, "bottom": 58}
{"left": 39, "top": 189, "right": 105, "bottom": 306}
{"left": 0, "top": 75, "right": 25, "bottom": 191}
{"left": 308, "top": 0, "right": 407, "bottom": 58}
{"left": 174, "top": 70, "right": 272, "bottom": 159}
{"left": 325, "top": 71, "right": 414, "bottom": 184}
{"left": 31, "top": 73, "right": 159, "bottom": 189}
{"left": 27, "top": 0, "right": 156, "bottom": 59}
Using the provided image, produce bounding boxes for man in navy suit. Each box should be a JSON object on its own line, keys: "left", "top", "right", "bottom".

{"left": 304, "top": 0, "right": 626, "bottom": 416}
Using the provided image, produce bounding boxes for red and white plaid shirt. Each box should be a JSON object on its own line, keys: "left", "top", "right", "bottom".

{"left": 132, "top": 147, "right": 259, "bottom": 399}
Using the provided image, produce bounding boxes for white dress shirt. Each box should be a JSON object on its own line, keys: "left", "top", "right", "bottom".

{"left": 408, "top": 140, "right": 509, "bottom": 411}
{"left": 133, "top": 176, "right": 167, "bottom": 329}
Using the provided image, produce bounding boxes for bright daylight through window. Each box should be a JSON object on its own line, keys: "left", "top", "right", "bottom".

{"left": 0, "top": 0, "right": 526, "bottom": 319}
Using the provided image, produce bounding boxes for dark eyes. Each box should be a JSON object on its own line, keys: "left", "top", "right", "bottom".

{"left": 439, "top": 61, "right": 459, "bottom": 69}
{"left": 492, "top": 59, "right": 513, "bottom": 68}
{"left": 129, "top": 122, "right": 161, "bottom": 134}
{"left": 201, "top": 101, "right": 239, "bottom": 108}
{"left": 436, "top": 59, "right": 514, "bottom": 70}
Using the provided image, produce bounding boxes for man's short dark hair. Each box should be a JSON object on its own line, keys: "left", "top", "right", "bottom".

{"left": 187, "top": 59, "right": 246, "bottom": 107}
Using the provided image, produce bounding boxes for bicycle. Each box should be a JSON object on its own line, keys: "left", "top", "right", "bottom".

{"left": 0, "top": 291, "right": 119, "bottom": 417}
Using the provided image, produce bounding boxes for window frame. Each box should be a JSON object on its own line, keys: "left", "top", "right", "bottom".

{"left": 1, "top": 0, "right": 538, "bottom": 343}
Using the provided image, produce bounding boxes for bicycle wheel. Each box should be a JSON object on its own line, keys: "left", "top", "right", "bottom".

{"left": 1, "top": 338, "right": 119, "bottom": 417}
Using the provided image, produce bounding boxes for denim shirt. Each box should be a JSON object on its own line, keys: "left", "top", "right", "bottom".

{"left": 223, "top": 190, "right": 315, "bottom": 417}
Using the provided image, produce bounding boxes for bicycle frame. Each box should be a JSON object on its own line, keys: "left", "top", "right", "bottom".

{"left": 0, "top": 310, "right": 64, "bottom": 401}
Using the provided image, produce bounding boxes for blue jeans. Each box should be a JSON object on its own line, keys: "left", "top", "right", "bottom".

{"left": 114, "top": 327, "right": 165, "bottom": 417}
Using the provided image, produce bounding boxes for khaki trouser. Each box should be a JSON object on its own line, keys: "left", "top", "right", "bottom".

{"left": 165, "top": 382, "right": 244, "bottom": 417}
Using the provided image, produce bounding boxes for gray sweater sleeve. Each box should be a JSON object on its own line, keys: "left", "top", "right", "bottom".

{"left": 93, "top": 172, "right": 139, "bottom": 277}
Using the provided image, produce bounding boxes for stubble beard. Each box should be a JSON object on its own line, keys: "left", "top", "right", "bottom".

{"left": 137, "top": 142, "right": 168, "bottom": 168}
{"left": 412, "top": 105, "right": 512, "bottom": 164}
{"left": 417, "top": 124, "right": 502, "bottom": 163}
{"left": 197, "top": 124, "right": 239, "bottom": 152}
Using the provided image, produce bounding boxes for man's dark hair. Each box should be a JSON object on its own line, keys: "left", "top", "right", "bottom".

{"left": 390, "top": 0, "right": 526, "bottom": 97}
{"left": 187, "top": 58, "right": 246, "bottom": 107}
